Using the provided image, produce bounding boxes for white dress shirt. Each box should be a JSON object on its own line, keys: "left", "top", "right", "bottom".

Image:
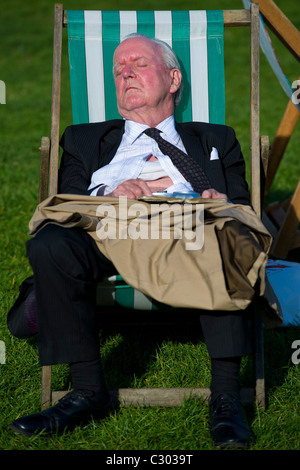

{"left": 88, "top": 115, "right": 194, "bottom": 196}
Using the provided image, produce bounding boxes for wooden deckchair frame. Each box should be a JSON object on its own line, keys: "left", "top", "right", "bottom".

{"left": 256, "top": 0, "right": 300, "bottom": 259}
{"left": 39, "top": 3, "right": 269, "bottom": 411}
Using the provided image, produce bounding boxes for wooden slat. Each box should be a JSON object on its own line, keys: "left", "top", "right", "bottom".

{"left": 223, "top": 9, "right": 250, "bottom": 27}
{"left": 63, "top": 9, "right": 251, "bottom": 28}
{"left": 272, "top": 181, "right": 300, "bottom": 258}
{"left": 250, "top": 2, "right": 261, "bottom": 217}
{"left": 41, "top": 4, "right": 65, "bottom": 413}
{"left": 265, "top": 97, "right": 300, "bottom": 198}
{"left": 52, "top": 387, "right": 254, "bottom": 407}
{"left": 259, "top": 135, "right": 270, "bottom": 216}
{"left": 254, "top": 312, "right": 265, "bottom": 409}
{"left": 41, "top": 366, "right": 52, "bottom": 410}
{"left": 39, "top": 136, "right": 50, "bottom": 203}
{"left": 260, "top": 135, "right": 270, "bottom": 178}
{"left": 257, "top": 0, "right": 300, "bottom": 62}
{"left": 49, "top": 3, "right": 63, "bottom": 197}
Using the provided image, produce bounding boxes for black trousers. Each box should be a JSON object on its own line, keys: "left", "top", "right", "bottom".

{"left": 26, "top": 224, "right": 253, "bottom": 366}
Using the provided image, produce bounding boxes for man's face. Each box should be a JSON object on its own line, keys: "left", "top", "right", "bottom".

{"left": 113, "top": 37, "right": 181, "bottom": 124}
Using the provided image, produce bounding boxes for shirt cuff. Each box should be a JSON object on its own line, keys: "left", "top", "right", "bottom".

{"left": 89, "top": 184, "right": 109, "bottom": 196}
{"left": 96, "top": 185, "right": 107, "bottom": 196}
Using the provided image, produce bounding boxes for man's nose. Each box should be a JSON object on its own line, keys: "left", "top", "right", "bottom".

{"left": 123, "top": 64, "right": 136, "bottom": 78}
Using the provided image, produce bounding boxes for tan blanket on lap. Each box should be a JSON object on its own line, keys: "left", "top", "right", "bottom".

{"left": 29, "top": 193, "right": 280, "bottom": 326}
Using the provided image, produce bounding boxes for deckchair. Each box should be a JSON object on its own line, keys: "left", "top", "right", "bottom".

{"left": 249, "top": 0, "right": 300, "bottom": 260}
{"left": 39, "top": 3, "right": 268, "bottom": 411}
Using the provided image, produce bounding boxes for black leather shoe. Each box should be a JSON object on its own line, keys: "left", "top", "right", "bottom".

{"left": 9, "top": 390, "right": 114, "bottom": 437}
{"left": 7, "top": 276, "right": 37, "bottom": 339}
{"left": 209, "top": 393, "right": 254, "bottom": 448}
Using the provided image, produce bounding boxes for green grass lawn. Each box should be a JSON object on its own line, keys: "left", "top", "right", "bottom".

{"left": 0, "top": 0, "right": 299, "bottom": 452}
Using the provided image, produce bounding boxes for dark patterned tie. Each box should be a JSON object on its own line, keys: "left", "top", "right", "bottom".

{"left": 144, "top": 127, "right": 211, "bottom": 194}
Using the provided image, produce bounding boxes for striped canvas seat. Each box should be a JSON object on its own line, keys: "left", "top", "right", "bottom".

{"left": 66, "top": 10, "right": 226, "bottom": 310}
{"left": 67, "top": 10, "right": 225, "bottom": 125}
{"left": 96, "top": 275, "right": 171, "bottom": 311}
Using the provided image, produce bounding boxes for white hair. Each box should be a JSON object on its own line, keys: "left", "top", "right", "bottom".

{"left": 119, "top": 33, "right": 183, "bottom": 107}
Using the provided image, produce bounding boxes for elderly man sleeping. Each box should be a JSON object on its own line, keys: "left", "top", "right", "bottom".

{"left": 8, "top": 33, "right": 272, "bottom": 448}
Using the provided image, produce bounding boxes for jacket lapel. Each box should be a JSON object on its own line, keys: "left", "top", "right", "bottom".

{"left": 99, "top": 123, "right": 125, "bottom": 168}
{"left": 176, "top": 123, "right": 226, "bottom": 193}
{"left": 176, "top": 124, "right": 207, "bottom": 167}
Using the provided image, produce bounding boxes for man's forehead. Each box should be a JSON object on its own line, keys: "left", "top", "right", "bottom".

{"left": 114, "top": 37, "right": 160, "bottom": 62}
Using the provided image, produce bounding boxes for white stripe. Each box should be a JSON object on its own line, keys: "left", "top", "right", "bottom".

{"left": 119, "top": 11, "right": 137, "bottom": 40}
{"left": 189, "top": 11, "right": 209, "bottom": 122}
{"left": 84, "top": 11, "right": 105, "bottom": 122}
{"left": 134, "top": 289, "right": 153, "bottom": 310}
{"left": 154, "top": 11, "right": 172, "bottom": 46}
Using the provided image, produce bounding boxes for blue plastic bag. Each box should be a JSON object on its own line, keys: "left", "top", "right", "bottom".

{"left": 266, "top": 259, "right": 300, "bottom": 327}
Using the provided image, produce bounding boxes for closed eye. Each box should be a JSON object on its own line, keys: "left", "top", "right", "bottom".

{"left": 113, "top": 57, "right": 149, "bottom": 77}
{"left": 136, "top": 59, "right": 148, "bottom": 67}
{"left": 113, "top": 65, "right": 123, "bottom": 77}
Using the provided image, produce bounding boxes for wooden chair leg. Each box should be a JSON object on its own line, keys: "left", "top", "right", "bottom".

{"left": 254, "top": 311, "right": 265, "bottom": 409}
{"left": 41, "top": 365, "right": 52, "bottom": 410}
{"left": 38, "top": 136, "right": 50, "bottom": 203}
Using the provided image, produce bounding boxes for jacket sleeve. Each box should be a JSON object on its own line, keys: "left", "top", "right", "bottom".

{"left": 58, "top": 121, "right": 124, "bottom": 195}
{"left": 58, "top": 125, "right": 98, "bottom": 196}
{"left": 219, "top": 126, "right": 251, "bottom": 206}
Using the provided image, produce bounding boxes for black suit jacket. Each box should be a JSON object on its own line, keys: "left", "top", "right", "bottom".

{"left": 58, "top": 119, "right": 251, "bottom": 205}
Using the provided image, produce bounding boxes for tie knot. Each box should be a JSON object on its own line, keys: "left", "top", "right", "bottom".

{"left": 144, "top": 127, "right": 161, "bottom": 140}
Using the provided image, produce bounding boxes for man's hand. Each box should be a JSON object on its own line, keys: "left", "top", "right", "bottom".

{"left": 107, "top": 176, "right": 173, "bottom": 199}
{"left": 106, "top": 179, "right": 152, "bottom": 199}
{"left": 145, "top": 176, "right": 173, "bottom": 193}
{"left": 201, "top": 188, "right": 228, "bottom": 201}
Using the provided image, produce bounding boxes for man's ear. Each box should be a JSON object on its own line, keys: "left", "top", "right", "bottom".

{"left": 169, "top": 69, "right": 182, "bottom": 94}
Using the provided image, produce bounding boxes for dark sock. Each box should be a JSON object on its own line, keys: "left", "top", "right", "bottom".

{"left": 24, "top": 290, "right": 38, "bottom": 334}
{"left": 7, "top": 278, "right": 37, "bottom": 338}
{"left": 210, "top": 356, "right": 242, "bottom": 402}
{"left": 69, "top": 358, "right": 110, "bottom": 406}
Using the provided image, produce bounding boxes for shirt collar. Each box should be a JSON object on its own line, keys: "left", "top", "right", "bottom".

{"left": 124, "top": 115, "right": 179, "bottom": 145}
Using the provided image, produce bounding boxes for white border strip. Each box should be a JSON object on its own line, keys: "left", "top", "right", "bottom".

{"left": 84, "top": 11, "right": 105, "bottom": 122}
{"left": 154, "top": 11, "right": 172, "bottom": 46}
{"left": 120, "top": 11, "right": 137, "bottom": 41}
{"left": 134, "top": 289, "right": 154, "bottom": 310}
{"left": 189, "top": 11, "right": 209, "bottom": 122}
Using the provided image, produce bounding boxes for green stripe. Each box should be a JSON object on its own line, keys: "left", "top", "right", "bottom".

{"left": 102, "top": 11, "right": 121, "bottom": 120}
{"left": 172, "top": 11, "right": 192, "bottom": 123}
{"left": 115, "top": 285, "right": 135, "bottom": 308}
{"left": 67, "top": 10, "right": 225, "bottom": 125}
{"left": 67, "top": 11, "right": 89, "bottom": 124}
{"left": 206, "top": 10, "right": 225, "bottom": 124}
{"left": 137, "top": 11, "right": 155, "bottom": 37}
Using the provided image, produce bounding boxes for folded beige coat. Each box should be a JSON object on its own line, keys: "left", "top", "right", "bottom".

{"left": 29, "top": 194, "right": 279, "bottom": 326}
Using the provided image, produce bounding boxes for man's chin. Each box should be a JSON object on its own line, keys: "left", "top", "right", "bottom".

{"left": 118, "top": 103, "right": 148, "bottom": 121}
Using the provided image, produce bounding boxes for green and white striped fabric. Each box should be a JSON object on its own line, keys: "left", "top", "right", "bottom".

{"left": 67, "top": 10, "right": 225, "bottom": 126}
{"left": 97, "top": 275, "right": 172, "bottom": 310}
